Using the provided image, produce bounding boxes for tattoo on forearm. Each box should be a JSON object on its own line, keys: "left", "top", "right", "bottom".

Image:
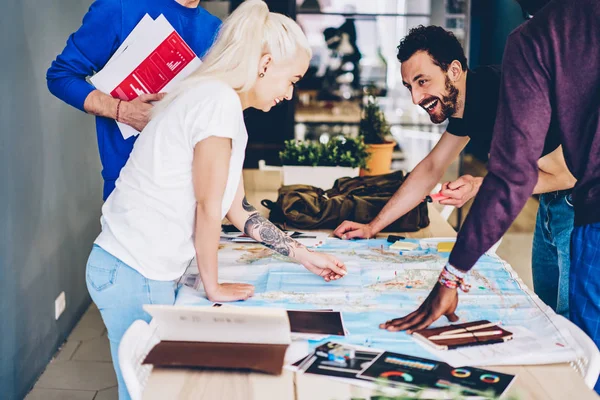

{"left": 244, "top": 212, "right": 299, "bottom": 257}
{"left": 242, "top": 196, "right": 256, "bottom": 212}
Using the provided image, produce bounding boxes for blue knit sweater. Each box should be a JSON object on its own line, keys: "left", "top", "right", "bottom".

{"left": 47, "top": 0, "right": 221, "bottom": 199}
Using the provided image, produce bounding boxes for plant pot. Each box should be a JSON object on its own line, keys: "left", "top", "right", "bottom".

{"left": 282, "top": 165, "right": 359, "bottom": 190}
{"left": 360, "top": 141, "right": 396, "bottom": 176}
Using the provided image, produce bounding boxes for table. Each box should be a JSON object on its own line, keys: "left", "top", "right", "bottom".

{"left": 143, "top": 170, "right": 598, "bottom": 400}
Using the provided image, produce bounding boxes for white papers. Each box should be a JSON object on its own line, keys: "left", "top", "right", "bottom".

{"left": 105, "top": 14, "right": 154, "bottom": 67}
{"left": 144, "top": 304, "right": 292, "bottom": 345}
{"left": 291, "top": 333, "right": 331, "bottom": 341}
{"left": 284, "top": 340, "right": 311, "bottom": 365}
{"left": 91, "top": 14, "right": 202, "bottom": 139}
{"left": 414, "top": 325, "right": 579, "bottom": 368}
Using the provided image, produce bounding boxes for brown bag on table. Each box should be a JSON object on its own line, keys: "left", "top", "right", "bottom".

{"left": 262, "top": 171, "right": 430, "bottom": 232}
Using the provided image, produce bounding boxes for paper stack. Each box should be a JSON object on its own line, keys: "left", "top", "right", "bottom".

{"left": 91, "top": 14, "right": 202, "bottom": 139}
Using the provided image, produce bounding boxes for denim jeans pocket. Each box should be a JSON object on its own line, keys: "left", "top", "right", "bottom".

{"left": 86, "top": 248, "right": 120, "bottom": 292}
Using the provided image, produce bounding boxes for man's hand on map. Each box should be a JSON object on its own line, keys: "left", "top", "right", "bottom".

{"left": 299, "top": 251, "right": 347, "bottom": 282}
{"left": 379, "top": 283, "right": 459, "bottom": 333}
{"left": 205, "top": 282, "right": 255, "bottom": 302}
{"left": 333, "top": 221, "right": 376, "bottom": 240}
{"left": 119, "top": 92, "right": 167, "bottom": 132}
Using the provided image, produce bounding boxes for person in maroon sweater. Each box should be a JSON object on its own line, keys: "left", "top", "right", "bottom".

{"left": 380, "top": 0, "right": 600, "bottom": 391}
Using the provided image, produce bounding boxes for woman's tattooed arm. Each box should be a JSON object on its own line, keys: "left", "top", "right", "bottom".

{"left": 242, "top": 196, "right": 256, "bottom": 212}
{"left": 241, "top": 197, "right": 303, "bottom": 257}
{"left": 244, "top": 212, "right": 302, "bottom": 257}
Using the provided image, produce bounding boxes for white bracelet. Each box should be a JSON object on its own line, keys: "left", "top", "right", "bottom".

{"left": 445, "top": 263, "right": 467, "bottom": 280}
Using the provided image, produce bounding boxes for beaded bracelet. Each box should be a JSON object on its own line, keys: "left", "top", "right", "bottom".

{"left": 438, "top": 264, "right": 471, "bottom": 292}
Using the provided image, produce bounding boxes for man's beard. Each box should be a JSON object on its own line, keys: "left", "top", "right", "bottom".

{"left": 424, "top": 76, "right": 460, "bottom": 124}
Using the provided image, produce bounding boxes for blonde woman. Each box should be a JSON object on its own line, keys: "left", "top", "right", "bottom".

{"left": 85, "top": 1, "right": 347, "bottom": 398}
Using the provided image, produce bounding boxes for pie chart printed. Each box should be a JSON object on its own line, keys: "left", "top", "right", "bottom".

{"left": 380, "top": 371, "right": 414, "bottom": 382}
{"left": 480, "top": 374, "right": 500, "bottom": 384}
{"left": 451, "top": 368, "right": 471, "bottom": 378}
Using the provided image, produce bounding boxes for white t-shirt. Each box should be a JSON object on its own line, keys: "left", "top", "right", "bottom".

{"left": 95, "top": 79, "right": 248, "bottom": 281}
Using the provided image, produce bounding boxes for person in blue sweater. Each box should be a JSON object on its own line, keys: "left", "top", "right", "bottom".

{"left": 47, "top": 0, "right": 221, "bottom": 200}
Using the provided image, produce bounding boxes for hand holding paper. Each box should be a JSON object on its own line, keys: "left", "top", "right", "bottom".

{"left": 90, "top": 14, "right": 202, "bottom": 139}
{"left": 118, "top": 92, "right": 166, "bottom": 132}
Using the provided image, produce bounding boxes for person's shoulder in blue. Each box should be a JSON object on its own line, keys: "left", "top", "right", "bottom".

{"left": 46, "top": 0, "right": 221, "bottom": 200}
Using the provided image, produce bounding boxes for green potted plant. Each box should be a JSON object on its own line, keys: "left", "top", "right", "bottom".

{"left": 279, "top": 136, "right": 369, "bottom": 189}
{"left": 359, "top": 96, "right": 396, "bottom": 176}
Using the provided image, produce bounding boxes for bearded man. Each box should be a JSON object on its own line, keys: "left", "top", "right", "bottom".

{"left": 334, "top": 24, "right": 575, "bottom": 318}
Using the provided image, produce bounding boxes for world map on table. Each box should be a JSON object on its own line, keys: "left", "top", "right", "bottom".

{"left": 176, "top": 238, "right": 579, "bottom": 367}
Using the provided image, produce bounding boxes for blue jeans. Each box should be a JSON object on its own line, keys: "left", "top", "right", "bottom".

{"left": 532, "top": 190, "right": 574, "bottom": 317}
{"left": 571, "top": 222, "right": 600, "bottom": 394}
{"left": 86, "top": 245, "right": 176, "bottom": 400}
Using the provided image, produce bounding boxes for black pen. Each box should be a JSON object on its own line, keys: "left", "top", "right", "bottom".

{"left": 387, "top": 235, "right": 406, "bottom": 243}
{"left": 291, "top": 233, "right": 317, "bottom": 239}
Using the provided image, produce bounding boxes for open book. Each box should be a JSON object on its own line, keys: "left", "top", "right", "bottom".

{"left": 90, "top": 14, "right": 202, "bottom": 139}
{"left": 142, "top": 305, "right": 291, "bottom": 375}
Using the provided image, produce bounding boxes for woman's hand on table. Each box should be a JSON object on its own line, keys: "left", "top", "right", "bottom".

{"left": 333, "top": 221, "right": 376, "bottom": 240}
{"left": 299, "top": 251, "right": 347, "bottom": 282}
{"left": 206, "top": 282, "right": 255, "bottom": 302}
{"left": 379, "top": 283, "right": 459, "bottom": 333}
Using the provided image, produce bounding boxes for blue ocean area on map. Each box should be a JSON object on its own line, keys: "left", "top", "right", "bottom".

{"left": 176, "top": 238, "right": 577, "bottom": 366}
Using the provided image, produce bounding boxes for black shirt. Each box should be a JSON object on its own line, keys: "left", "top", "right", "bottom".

{"left": 446, "top": 66, "right": 561, "bottom": 159}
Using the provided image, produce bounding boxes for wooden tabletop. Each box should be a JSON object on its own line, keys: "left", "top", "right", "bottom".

{"left": 144, "top": 362, "right": 596, "bottom": 400}
{"left": 142, "top": 170, "right": 598, "bottom": 400}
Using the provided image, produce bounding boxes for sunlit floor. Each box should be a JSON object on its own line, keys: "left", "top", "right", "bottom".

{"left": 25, "top": 303, "right": 117, "bottom": 400}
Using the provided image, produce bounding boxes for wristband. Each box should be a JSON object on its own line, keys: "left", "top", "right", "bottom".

{"left": 116, "top": 99, "right": 122, "bottom": 122}
{"left": 438, "top": 264, "right": 471, "bottom": 292}
{"left": 445, "top": 263, "right": 467, "bottom": 280}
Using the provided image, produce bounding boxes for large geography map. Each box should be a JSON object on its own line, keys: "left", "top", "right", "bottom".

{"left": 176, "top": 238, "right": 580, "bottom": 367}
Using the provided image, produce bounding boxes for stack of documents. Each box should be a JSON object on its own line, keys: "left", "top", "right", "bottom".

{"left": 90, "top": 14, "right": 202, "bottom": 139}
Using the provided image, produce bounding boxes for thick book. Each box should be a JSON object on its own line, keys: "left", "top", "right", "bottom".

{"left": 144, "top": 341, "right": 289, "bottom": 375}
{"left": 141, "top": 305, "right": 291, "bottom": 375}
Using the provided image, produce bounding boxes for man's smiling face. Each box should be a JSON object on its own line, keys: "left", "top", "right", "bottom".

{"left": 401, "top": 51, "right": 460, "bottom": 124}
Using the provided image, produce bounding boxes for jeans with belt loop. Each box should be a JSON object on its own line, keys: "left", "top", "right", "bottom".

{"left": 532, "top": 189, "right": 574, "bottom": 317}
